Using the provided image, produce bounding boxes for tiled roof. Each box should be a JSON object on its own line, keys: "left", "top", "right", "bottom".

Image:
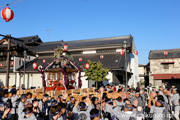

{"left": 72, "top": 52, "right": 125, "bottom": 69}
{"left": 66, "top": 35, "right": 132, "bottom": 50}
{"left": 30, "top": 41, "right": 62, "bottom": 52}
{"left": 149, "top": 49, "right": 180, "bottom": 59}
{"left": 17, "top": 52, "right": 125, "bottom": 72}
{"left": 30, "top": 35, "right": 134, "bottom": 52}
{"left": 17, "top": 57, "right": 54, "bottom": 72}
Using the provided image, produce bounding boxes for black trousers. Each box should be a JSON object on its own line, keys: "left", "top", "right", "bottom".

{"left": 10, "top": 114, "right": 18, "bottom": 120}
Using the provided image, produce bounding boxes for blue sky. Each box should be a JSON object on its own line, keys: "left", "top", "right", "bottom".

{"left": 0, "top": 0, "right": 180, "bottom": 64}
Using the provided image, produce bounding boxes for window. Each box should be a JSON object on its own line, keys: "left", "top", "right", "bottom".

{"left": 96, "top": 49, "right": 116, "bottom": 53}
{"left": 161, "top": 62, "right": 174, "bottom": 69}
{"left": 163, "top": 64, "right": 169, "bottom": 69}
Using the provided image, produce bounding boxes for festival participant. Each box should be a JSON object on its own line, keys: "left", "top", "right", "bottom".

{"left": 57, "top": 95, "right": 63, "bottom": 103}
{"left": 10, "top": 85, "right": 16, "bottom": 93}
{"left": 18, "top": 94, "right": 27, "bottom": 117}
{"left": 67, "top": 96, "right": 76, "bottom": 113}
{"left": 91, "top": 97, "right": 100, "bottom": 109}
{"left": 115, "top": 96, "right": 125, "bottom": 108}
{"left": 113, "top": 101, "right": 136, "bottom": 120}
{"left": 32, "top": 99, "right": 41, "bottom": 119}
{"left": 38, "top": 94, "right": 50, "bottom": 119}
{"left": 1, "top": 92, "right": 9, "bottom": 104}
{"left": 9, "top": 90, "right": 19, "bottom": 120}
{"left": 90, "top": 108, "right": 100, "bottom": 120}
{"left": 148, "top": 94, "right": 168, "bottom": 120}
{"left": 168, "top": 88, "right": 180, "bottom": 120}
{"left": 50, "top": 104, "right": 69, "bottom": 120}
{"left": 26, "top": 92, "right": 33, "bottom": 102}
{"left": 73, "top": 94, "right": 92, "bottom": 120}
{"left": 82, "top": 96, "right": 87, "bottom": 103}
{"left": 22, "top": 106, "right": 37, "bottom": 120}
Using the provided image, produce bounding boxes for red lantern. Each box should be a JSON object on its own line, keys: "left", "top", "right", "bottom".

{"left": 1, "top": 7, "right": 14, "bottom": 22}
{"left": 33, "top": 62, "right": 38, "bottom": 70}
{"left": 79, "top": 57, "right": 82, "bottom": 62}
{"left": 85, "top": 63, "right": 89, "bottom": 70}
{"left": 43, "top": 59, "right": 46, "bottom": 63}
{"left": 64, "top": 44, "right": 68, "bottom": 51}
{"left": 134, "top": 51, "right": 138, "bottom": 55}
{"left": 164, "top": 51, "right": 168, "bottom": 56}
{"left": 11, "top": 61, "right": 14, "bottom": 65}
{"left": 120, "top": 51, "right": 124, "bottom": 55}
{"left": 0, "top": 64, "right": 3, "bottom": 67}
{"left": 100, "top": 55, "right": 104, "bottom": 59}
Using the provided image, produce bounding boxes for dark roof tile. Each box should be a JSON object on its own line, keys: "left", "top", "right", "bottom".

{"left": 149, "top": 49, "right": 180, "bottom": 59}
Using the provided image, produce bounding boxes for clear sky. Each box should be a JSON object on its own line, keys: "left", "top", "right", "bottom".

{"left": 0, "top": 0, "right": 180, "bottom": 64}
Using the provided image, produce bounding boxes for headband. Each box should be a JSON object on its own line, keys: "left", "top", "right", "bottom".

{"left": 173, "top": 88, "right": 177, "bottom": 91}
{"left": 52, "top": 107, "right": 65, "bottom": 116}
{"left": 21, "top": 96, "right": 27, "bottom": 99}
{"left": 43, "top": 96, "right": 49, "bottom": 98}
{"left": 25, "top": 110, "right": 33, "bottom": 115}
{"left": 106, "top": 101, "right": 112, "bottom": 104}
{"left": 125, "top": 103, "right": 133, "bottom": 110}
{"left": 51, "top": 102, "right": 58, "bottom": 106}
{"left": 52, "top": 111, "right": 59, "bottom": 116}
{"left": 70, "top": 98, "right": 75, "bottom": 101}
{"left": 90, "top": 113, "right": 100, "bottom": 118}
{"left": 157, "top": 100, "right": 164, "bottom": 104}
{"left": 79, "top": 105, "right": 86, "bottom": 108}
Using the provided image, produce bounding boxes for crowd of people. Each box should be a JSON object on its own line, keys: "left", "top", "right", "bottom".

{"left": 0, "top": 84, "right": 179, "bottom": 120}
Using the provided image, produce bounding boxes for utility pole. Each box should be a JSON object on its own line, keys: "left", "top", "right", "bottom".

{"left": 6, "top": 34, "right": 11, "bottom": 88}
{"left": 124, "top": 40, "right": 128, "bottom": 87}
{"left": 23, "top": 50, "right": 27, "bottom": 88}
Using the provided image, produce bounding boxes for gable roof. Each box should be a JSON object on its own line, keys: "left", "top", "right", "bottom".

{"left": 30, "top": 35, "right": 136, "bottom": 53}
{"left": 0, "top": 35, "right": 42, "bottom": 50}
{"left": 149, "top": 49, "right": 180, "bottom": 59}
{"left": 30, "top": 41, "right": 63, "bottom": 52}
{"left": 66, "top": 35, "right": 131, "bottom": 49}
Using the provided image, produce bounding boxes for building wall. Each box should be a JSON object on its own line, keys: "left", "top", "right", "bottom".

{"left": 0, "top": 73, "right": 16, "bottom": 87}
{"left": 128, "top": 53, "right": 139, "bottom": 88}
{"left": 150, "top": 58, "right": 180, "bottom": 86}
{"left": 14, "top": 73, "right": 42, "bottom": 88}
{"left": 138, "top": 66, "right": 145, "bottom": 85}
{"left": 14, "top": 56, "right": 36, "bottom": 72}
{"left": 150, "top": 58, "right": 180, "bottom": 74}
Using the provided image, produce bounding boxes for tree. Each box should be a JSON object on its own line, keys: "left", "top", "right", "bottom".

{"left": 85, "top": 60, "right": 109, "bottom": 88}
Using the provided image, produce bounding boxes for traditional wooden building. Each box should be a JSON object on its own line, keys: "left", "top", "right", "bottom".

{"left": 0, "top": 35, "right": 139, "bottom": 89}
{"left": 149, "top": 49, "right": 180, "bottom": 89}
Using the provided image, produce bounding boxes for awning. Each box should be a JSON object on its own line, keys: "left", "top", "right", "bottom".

{"left": 152, "top": 74, "right": 180, "bottom": 80}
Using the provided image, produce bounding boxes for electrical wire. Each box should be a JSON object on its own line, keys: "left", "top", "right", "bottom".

{"left": 0, "top": 0, "right": 24, "bottom": 7}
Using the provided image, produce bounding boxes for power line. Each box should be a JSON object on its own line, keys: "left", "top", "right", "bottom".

{"left": 0, "top": 0, "right": 24, "bottom": 7}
